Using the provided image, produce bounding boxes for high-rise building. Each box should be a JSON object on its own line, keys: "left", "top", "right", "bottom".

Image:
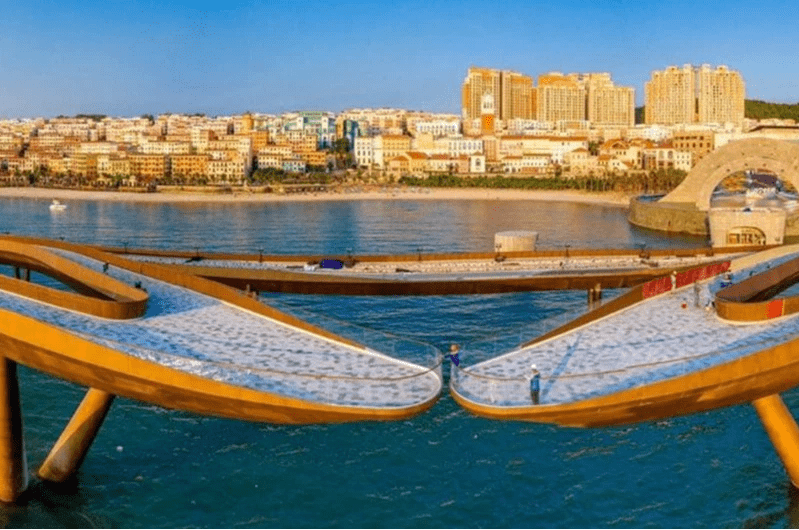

{"left": 462, "top": 67, "right": 501, "bottom": 121}
{"left": 584, "top": 73, "right": 635, "bottom": 127}
{"left": 464, "top": 67, "right": 634, "bottom": 129}
{"left": 462, "top": 67, "right": 533, "bottom": 122}
{"left": 536, "top": 73, "right": 585, "bottom": 123}
{"left": 501, "top": 71, "right": 535, "bottom": 120}
{"left": 696, "top": 65, "right": 745, "bottom": 126}
{"left": 645, "top": 64, "right": 744, "bottom": 127}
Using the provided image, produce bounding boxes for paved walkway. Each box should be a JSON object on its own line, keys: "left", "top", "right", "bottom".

{"left": 128, "top": 253, "right": 734, "bottom": 281}
{"left": 0, "top": 249, "right": 442, "bottom": 409}
{"left": 453, "top": 248, "right": 799, "bottom": 407}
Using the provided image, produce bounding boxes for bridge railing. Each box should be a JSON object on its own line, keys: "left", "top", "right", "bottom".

{"left": 73, "top": 326, "right": 443, "bottom": 408}
{"left": 263, "top": 298, "right": 444, "bottom": 370}
{"left": 450, "top": 326, "right": 799, "bottom": 407}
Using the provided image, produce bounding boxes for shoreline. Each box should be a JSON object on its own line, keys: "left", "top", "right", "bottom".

{"left": 0, "top": 186, "right": 632, "bottom": 207}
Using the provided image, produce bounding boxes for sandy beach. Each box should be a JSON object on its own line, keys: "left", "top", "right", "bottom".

{"left": 0, "top": 186, "right": 632, "bottom": 207}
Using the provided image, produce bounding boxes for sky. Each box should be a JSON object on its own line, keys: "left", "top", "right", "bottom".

{"left": 1, "top": 0, "right": 797, "bottom": 118}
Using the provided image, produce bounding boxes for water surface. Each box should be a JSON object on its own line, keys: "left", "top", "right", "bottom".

{"left": 0, "top": 197, "right": 794, "bottom": 528}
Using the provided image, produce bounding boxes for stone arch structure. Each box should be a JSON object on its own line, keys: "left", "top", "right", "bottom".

{"left": 660, "top": 138, "right": 799, "bottom": 210}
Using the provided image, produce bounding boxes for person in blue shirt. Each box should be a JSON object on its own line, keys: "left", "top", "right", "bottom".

{"left": 530, "top": 364, "right": 541, "bottom": 405}
{"left": 448, "top": 344, "right": 460, "bottom": 367}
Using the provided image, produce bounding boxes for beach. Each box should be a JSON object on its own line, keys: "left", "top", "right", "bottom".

{"left": 0, "top": 186, "right": 632, "bottom": 207}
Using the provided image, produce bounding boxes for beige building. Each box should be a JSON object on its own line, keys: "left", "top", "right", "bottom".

{"left": 645, "top": 64, "right": 745, "bottom": 127}
{"left": 501, "top": 70, "right": 535, "bottom": 120}
{"left": 697, "top": 65, "right": 745, "bottom": 126}
{"left": 585, "top": 73, "right": 635, "bottom": 127}
{"left": 462, "top": 67, "right": 501, "bottom": 121}
{"left": 639, "top": 146, "right": 692, "bottom": 172}
{"left": 645, "top": 65, "right": 696, "bottom": 125}
{"left": 672, "top": 130, "right": 715, "bottom": 166}
{"left": 536, "top": 73, "right": 585, "bottom": 124}
{"left": 374, "top": 135, "right": 412, "bottom": 168}
{"left": 462, "top": 67, "right": 534, "bottom": 122}
{"left": 129, "top": 154, "right": 168, "bottom": 182}
{"left": 337, "top": 108, "right": 407, "bottom": 136}
{"left": 171, "top": 154, "right": 210, "bottom": 180}
{"left": 97, "top": 155, "right": 131, "bottom": 177}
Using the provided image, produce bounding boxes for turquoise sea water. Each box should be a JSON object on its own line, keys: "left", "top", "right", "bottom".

{"left": 0, "top": 196, "right": 797, "bottom": 528}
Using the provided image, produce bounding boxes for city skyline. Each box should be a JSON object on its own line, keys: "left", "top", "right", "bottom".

{"left": 2, "top": 0, "right": 797, "bottom": 119}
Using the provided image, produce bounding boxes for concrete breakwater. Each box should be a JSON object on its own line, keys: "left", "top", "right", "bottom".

{"left": 628, "top": 195, "right": 799, "bottom": 237}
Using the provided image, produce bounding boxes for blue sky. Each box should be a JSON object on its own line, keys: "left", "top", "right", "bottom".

{"left": 1, "top": 0, "right": 796, "bottom": 118}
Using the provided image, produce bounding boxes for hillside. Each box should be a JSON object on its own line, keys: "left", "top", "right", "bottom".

{"left": 745, "top": 100, "right": 799, "bottom": 121}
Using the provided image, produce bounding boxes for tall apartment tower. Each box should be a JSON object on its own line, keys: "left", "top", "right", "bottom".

{"left": 585, "top": 73, "right": 635, "bottom": 127}
{"left": 645, "top": 64, "right": 744, "bottom": 126}
{"left": 500, "top": 70, "right": 535, "bottom": 120}
{"left": 536, "top": 73, "right": 586, "bottom": 123}
{"left": 696, "top": 65, "right": 745, "bottom": 126}
{"left": 462, "top": 67, "right": 534, "bottom": 121}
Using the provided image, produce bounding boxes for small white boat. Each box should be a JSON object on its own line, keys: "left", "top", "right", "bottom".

{"left": 49, "top": 199, "right": 66, "bottom": 211}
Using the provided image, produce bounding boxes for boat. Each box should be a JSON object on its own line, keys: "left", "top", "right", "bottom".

{"left": 49, "top": 199, "right": 66, "bottom": 211}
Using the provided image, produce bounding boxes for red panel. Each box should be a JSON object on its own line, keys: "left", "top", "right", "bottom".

{"left": 767, "top": 299, "right": 784, "bottom": 319}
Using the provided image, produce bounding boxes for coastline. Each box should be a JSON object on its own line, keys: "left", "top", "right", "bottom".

{"left": 0, "top": 186, "right": 632, "bottom": 207}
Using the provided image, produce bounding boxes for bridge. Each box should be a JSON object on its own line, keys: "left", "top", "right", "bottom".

{"left": 0, "top": 237, "right": 442, "bottom": 502}
{"left": 451, "top": 244, "right": 799, "bottom": 487}
{"left": 70, "top": 239, "right": 760, "bottom": 296}
{"left": 5, "top": 236, "right": 799, "bottom": 501}
{"left": 629, "top": 138, "right": 799, "bottom": 236}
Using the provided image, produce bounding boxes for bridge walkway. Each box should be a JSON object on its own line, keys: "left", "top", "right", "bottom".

{"left": 451, "top": 245, "right": 799, "bottom": 426}
{"left": 0, "top": 246, "right": 442, "bottom": 412}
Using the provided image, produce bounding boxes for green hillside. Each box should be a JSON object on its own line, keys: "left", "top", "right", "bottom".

{"left": 745, "top": 100, "right": 799, "bottom": 121}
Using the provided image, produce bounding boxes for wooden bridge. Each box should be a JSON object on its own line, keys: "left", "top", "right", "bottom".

{"left": 4, "top": 235, "right": 799, "bottom": 501}
{"left": 0, "top": 236, "right": 443, "bottom": 502}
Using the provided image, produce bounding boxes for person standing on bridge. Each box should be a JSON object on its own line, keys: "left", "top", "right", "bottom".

{"left": 448, "top": 344, "right": 460, "bottom": 367}
{"left": 530, "top": 365, "right": 541, "bottom": 405}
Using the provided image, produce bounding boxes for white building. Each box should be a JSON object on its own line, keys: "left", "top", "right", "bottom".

{"left": 353, "top": 137, "right": 374, "bottom": 168}
{"left": 448, "top": 136, "right": 484, "bottom": 158}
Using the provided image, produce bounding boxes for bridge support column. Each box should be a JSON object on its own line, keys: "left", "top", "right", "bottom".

{"left": 0, "top": 358, "right": 28, "bottom": 503}
{"left": 753, "top": 394, "right": 799, "bottom": 487}
{"left": 38, "top": 388, "right": 115, "bottom": 483}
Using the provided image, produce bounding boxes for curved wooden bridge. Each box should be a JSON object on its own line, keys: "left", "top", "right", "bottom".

{"left": 0, "top": 236, "right": 442, "bottom": 501}
{"left": 87, "top": 240, "right": 759, "bottom": 296}
{"left": 450, "top": 244, "right": 799, "bottom": 486}
{"left": 5, "top": 235, "right": 799, "bottom": 500}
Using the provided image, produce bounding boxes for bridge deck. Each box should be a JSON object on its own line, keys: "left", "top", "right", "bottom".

{"left": 451, "top": 245, "right": 799, "bottom": 426}
{"left": 122, "top": 251, "right": 743, "bottom": 295}
{"left": 0, "top": 247, "right": 441, "bottom": 416}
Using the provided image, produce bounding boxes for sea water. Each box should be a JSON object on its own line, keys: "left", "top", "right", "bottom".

{"left": 0, "top": 197, "right": 795, "bottom": 528}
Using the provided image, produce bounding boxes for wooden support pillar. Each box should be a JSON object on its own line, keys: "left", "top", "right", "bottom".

{"left": 753, "top": 394, "right": 799, "bottom": 487}
{"left": 0, "top": 358, "right": 28, "bottom": 503}
{"left": 13, "top": 267, "right": 20, "bottom": 280}
{"left": 23, "top": 269, "right": 30, "bottom": 282}
{"left": 38, "top": 388, "right": 114, "bottom": 483}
